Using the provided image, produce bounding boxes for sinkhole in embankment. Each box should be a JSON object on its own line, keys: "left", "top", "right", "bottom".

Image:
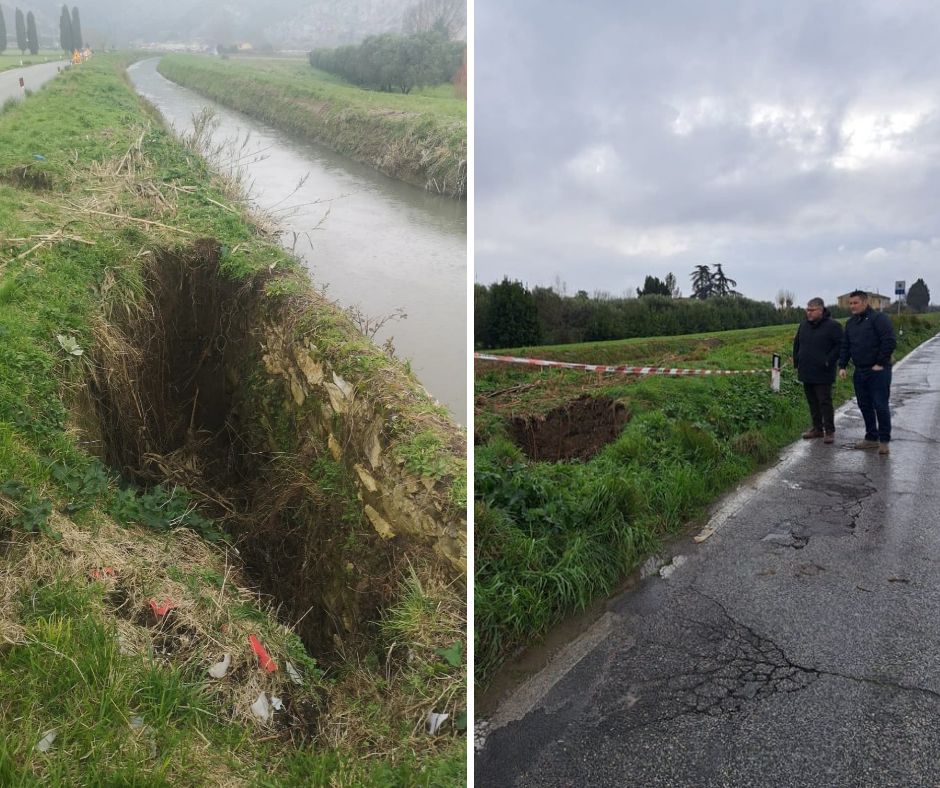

{"left": 83, "top": 240, "right": 397, "bottom": 658}
{"left": 509, "top": 395, "right": 630, "bottom": 462}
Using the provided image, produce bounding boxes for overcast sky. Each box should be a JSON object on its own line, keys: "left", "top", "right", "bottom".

{"left": 475, "top": 0, "right": 940, "bottom": 305}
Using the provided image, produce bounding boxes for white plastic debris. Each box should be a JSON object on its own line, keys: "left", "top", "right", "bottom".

{"left": 271, "top": 695, "right": 284, "bottom": 712}
{"left": 251, "top": 692, "right": 273, "bottom": 723}
{"left": 208, "top": 653, "right": 232, "bottom": 678}
{"left": 285, "top": 660, "right": 303, "bottom": 685}
{"left": 35, "top": 729, "right": 57, "bottom": 753}
{"left": 426, "top": 712, "right": 449, "bottom": 735}
{"left": 659, "top": 554, "right": 688, "bottom": 580}
{"left": 55, "top": 334, "right": 83, "bottom": 356}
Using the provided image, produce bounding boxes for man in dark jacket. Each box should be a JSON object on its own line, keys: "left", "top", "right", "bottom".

{"left": 838, "top": 290, "right": 897, "bottom": 454}
{"left": 793, "top": 297, "right": 844, "bottom": 443}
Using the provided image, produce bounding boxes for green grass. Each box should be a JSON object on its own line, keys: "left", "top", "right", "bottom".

{"left": 0, "top": 54, "right": 465, "bottom": 785}
{"left": 216, "top": 56, "right": 465, "bottom": 118}
{"left": 0, "top": 52, "right": 64, "bottom": 73}
{"left": 474, "top": 314, "right": 940, "bottom": 685}
{"left": 156, "top": 54, "right": 467, "bottom": 197}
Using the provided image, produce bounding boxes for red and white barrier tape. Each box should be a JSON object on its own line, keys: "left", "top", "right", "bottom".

{"left": 474, "top": 353, "right": 769, "bottom": 376}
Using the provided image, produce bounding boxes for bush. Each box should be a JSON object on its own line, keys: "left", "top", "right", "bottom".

{"left": 309, "top": 31, "right": 463, "bottom": 93}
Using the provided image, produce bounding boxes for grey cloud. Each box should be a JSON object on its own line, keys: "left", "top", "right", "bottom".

{"left": 476, "top": 0, "right": 940, "bottom": 304}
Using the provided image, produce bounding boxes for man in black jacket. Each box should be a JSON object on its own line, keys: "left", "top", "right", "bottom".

{"left": 793, "top": 297, "right": 844, "bottom": 444}
{"left": 838, "top": 290, "right": 897, "bottom": 455}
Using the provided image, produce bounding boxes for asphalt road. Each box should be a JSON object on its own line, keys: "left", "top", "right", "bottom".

{"left": 0, "top": 60, "right": 67, "bottom": 104}
{"left": 477, "top": 332, "right": 940, "bottom": 787}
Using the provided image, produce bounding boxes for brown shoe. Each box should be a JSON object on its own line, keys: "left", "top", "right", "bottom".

{"left": 879, "top": 442, "right": 890, "bottom": 455}
{"left": 823, "top": 432, "right": 835, "bottom": 444}
{"left": 854, "top": 439, "right": 880, "bottom": 450}
{"left": 802, "top": 428, "right": 824, "bottom": 439}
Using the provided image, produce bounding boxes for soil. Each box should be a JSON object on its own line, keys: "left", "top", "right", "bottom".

{"left": 508, "top": 395, "right": 629, "bottom": 462}
{"left": 1, "top": 164, "right": 54, "bottom": 191}
{"left": 86, "top": 239, "right": 391, "bottom": 659}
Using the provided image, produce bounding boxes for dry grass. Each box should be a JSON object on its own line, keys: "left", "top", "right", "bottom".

{"left": 0, "top": 511, "right": 311, "bottom": 728}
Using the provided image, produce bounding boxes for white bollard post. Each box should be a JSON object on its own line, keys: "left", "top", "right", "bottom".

{"left": 771, "top": 354, "right": 781, "bottom": 393}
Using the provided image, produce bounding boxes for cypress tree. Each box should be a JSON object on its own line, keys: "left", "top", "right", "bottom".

{"left": 60, "top": 5, "right": 74, "bottom": 53}
{"left": 907, "top": 278, "right": 930, "bottom": 313}
{"left": 25, "top": 11, "right": 38, "bottom": 55}
{"left": 71, "top": 6, "right": 82, "bottom": 51}
{"left": 0, "top": 8, "right": 7, "bottom": 55}
{"left": 15, "top": 8, "right": 26, "bottom": 55}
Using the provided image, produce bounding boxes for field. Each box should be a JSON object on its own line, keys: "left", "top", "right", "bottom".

{"left": 475, "top": 315, "right": 940, "bottom": 686}
{"left": 0, "top": 51, "right": 63, "bottom": 73}
{"left": 218, "top": 56, "right": 465, "bottom": 119}
{"left": 0, "top": 54, "right": 465, "bottom": 784}
{"left": 157, "top": 54, "right": 467, "bottom": 197}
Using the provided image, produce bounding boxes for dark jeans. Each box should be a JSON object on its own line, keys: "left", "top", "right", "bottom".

{"left": 853, "top": 366, "right": 892, "bottom": 442}
{"left": 803, "top": 383, "right": 835, "bottom": 433}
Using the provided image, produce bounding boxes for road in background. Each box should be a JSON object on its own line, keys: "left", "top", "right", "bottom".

{"left": 0, "top": 61, "right": 67, "bottom": 104}
{"left": 478, "top": 334, "right": 940, "bottom": 786}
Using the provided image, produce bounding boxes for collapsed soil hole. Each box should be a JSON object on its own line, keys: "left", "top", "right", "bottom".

{"left": 509, "top": 395, "right": 630, "bottom": 462}
{"left": 1, "top": 164, "right": 54, "bottom": 191}
{"left": 86, "top": 240, "right": 395, "bottom": 659}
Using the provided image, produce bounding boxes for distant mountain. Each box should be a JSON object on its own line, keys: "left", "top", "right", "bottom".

{"left": 0, "top": 0, "right": 429, "bottom": 49}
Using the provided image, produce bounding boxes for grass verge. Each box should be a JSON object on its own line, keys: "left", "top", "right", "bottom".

{"left": 474, "top": 315, "right": 940, "bottom": 686}
{"left": 156, "top": 54, "right": 467, "bottom": 198}
{"left": 0, "top": 53, "right": 465, "bottom": 784}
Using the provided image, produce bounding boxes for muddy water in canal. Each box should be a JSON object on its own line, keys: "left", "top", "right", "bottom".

{"left": 128, "top": 58, "right": 466, "bottom": 422}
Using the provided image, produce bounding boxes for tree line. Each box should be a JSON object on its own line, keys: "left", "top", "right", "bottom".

{"left": 477, "top": 266, "right": 934, "bottom": 349}
{"left": 475, "top": 280, "right": 818, "bottom": 350}
{"left": 309, "top": 31, "right": 463, "bottom": 94}
{"left": 0, "top": 5, "right": 82, "bottom": 56}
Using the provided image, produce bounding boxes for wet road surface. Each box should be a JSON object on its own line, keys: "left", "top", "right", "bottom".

{"left": 478, "top": 333, "right": 940, "bottom": 786}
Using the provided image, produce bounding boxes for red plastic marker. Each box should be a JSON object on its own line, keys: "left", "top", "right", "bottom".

{"left": 249, "top": 634, "right": 277, "bottom": 672}
{"left": 149, "top": 598, "right": 175, "bottom": 617}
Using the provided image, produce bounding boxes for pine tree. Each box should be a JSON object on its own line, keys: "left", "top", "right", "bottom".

{"left": 710, "top": 263, "right": 738, "bottom": 296}
{"left": 60, "top": 5, "right": 74, "bottom": 53}
{"left": 15, "top": 8, "right": 26, "bottom": 55}
{"left": 71, "top": 6, "right": 83, "bottom": 51}
{"left": 25, "top": 11, "right": 38, "bottom": 56}
{"left": 690, "top": 265, "right": 713, "bottom": 300}
{"left": 0, "top": 8, "right": 7, "bottom": 55}
{"left": 907, "top": 278, "right": 930, "bottom": 312}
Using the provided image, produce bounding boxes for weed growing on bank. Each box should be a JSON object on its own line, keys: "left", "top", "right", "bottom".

{"left": 156, "top": 54, "right": 467, "bottom": 197}
{"left": 474, "top": 316, "right": 940, "bottom": 685}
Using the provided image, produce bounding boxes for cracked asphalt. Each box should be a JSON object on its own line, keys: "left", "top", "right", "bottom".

{"left": 476, "top": 333, "right": 940, "bottom": 787}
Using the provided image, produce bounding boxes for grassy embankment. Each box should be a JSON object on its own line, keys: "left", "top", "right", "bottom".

{"left": 0, "top": 55, "right": 465, "bottom": 784}
{"left": 155, "top": 54, "right": 467, "bottom": 198}
{"left": 475, "top": 316, "right": 940, "bottom": 686}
